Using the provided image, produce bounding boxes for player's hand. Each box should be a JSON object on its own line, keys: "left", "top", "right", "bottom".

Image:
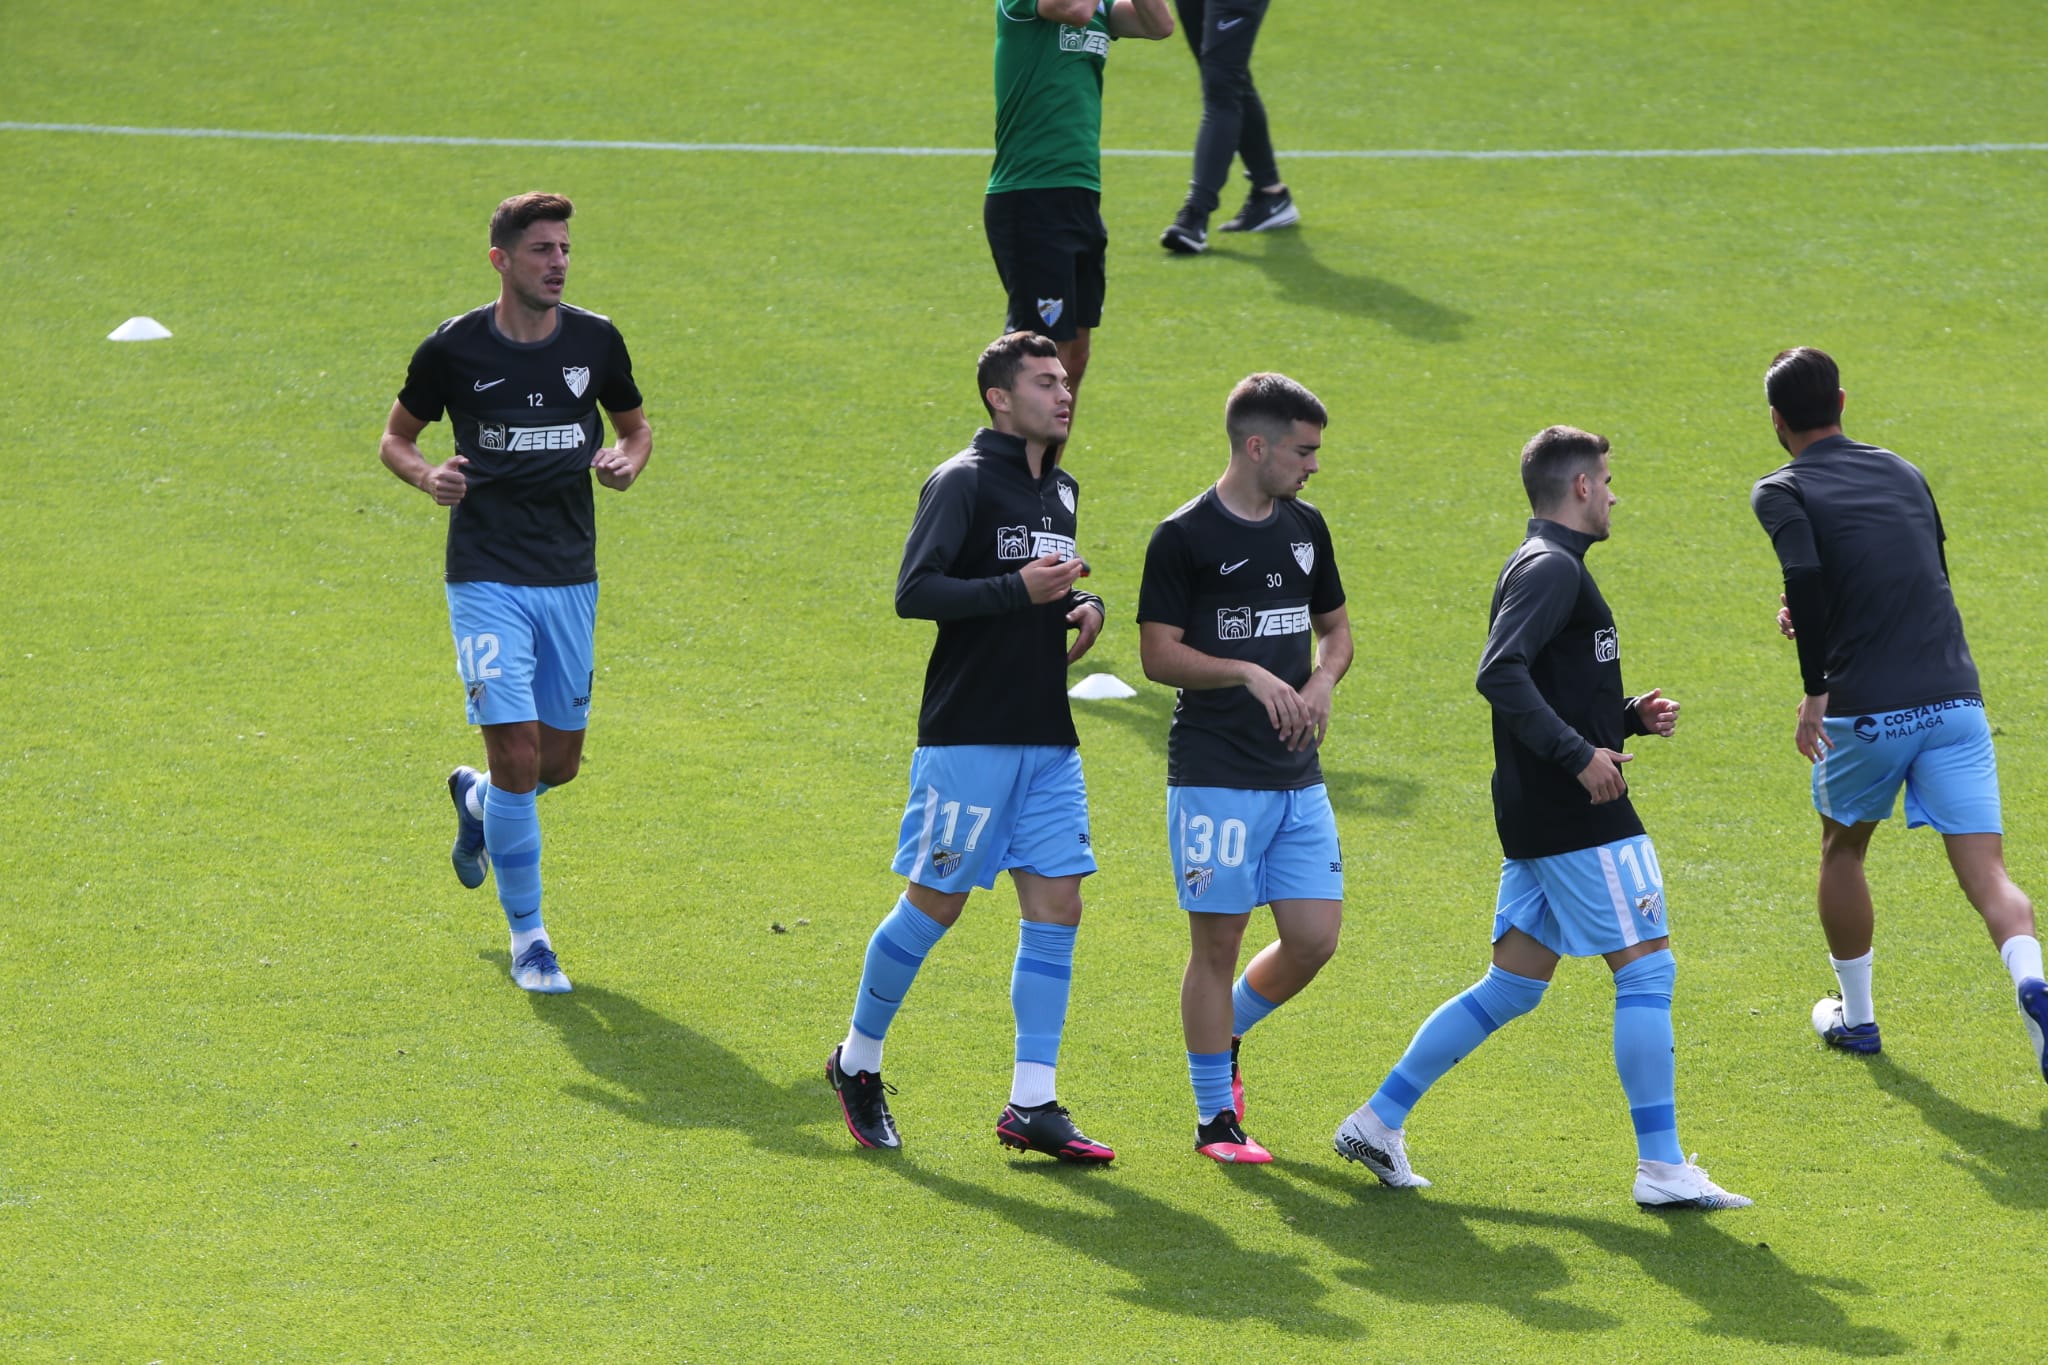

{"left": 1634, "top": 687, "right": 1679, "bottom": 738}
{"left": 419, "top": 454, "right": 469, "bottom": 506}
{"left": 1795, "top": 692, "right": 1831, "bottom": 763}
{"left": 592, "top": 446, "right": 643, "bottom": 491}
{"left": 1777, "top": 592, "right": 1797, "bottom": 640}
{"left": 1064, "top": 600, "right": 1104, "bottom": 665}
{"left": 1286, "top": 672, "right": 1334, "bottom": 751}
{"left": 1244, "top": 667, "right": 1310, "bottom": 741}
{"left": 1020, "top": 553, "right": 1087, "bottom": 604}
{"left": 1577, "top": 748, "right": 1633, "bottom": 804}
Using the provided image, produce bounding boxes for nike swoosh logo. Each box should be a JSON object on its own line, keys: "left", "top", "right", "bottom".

{"left": 866, "top": 989, "right": 901, "bottom": 1004}
{"left": 1220, "top": 559, "right": 1250, "bottom": 574}
{"left": 1218, "top": 16, "right": 1244, "bottom": 28}
{"left": 474, "top": 378, "right": 507, "bottom": 391}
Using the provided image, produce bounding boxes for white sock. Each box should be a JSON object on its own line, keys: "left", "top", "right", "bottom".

{"left": 511, "top": 926, "right": 550, "bottom": 959}
{"left": 1999, "top": 935, "right": 2044, "bottom": 989}
{"left": 466, "top": 773, "right": 488, "bottom": 822}
{"left": 1010, "top": 1061, "right": 1057, "bottom": 1108}
{"left": 838, "top": 1031, "right": 882, "bottom": 1076}
{"left": 1831, "top": 950, "right": 1876, "bottom": 1026}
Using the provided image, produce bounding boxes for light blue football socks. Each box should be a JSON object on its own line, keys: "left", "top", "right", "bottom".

{"left": 482, "top": 783, "right": 543, "bottom": 936}
{"left": 1011, "top": 921, "right": 1077, "bottom": 1106}
{"left": 1613, "top": 949, "right": 1684, "bottom": 1165}
{"left": 1368, "top": 965, "right": 1549, "bottom": 1128}
{"left": 1231, "top": 977, "right": 1282, "bottom": 1037}
{"left": 1188, "top": 1049, "right": 1234, "bottom": 1123}
{"left": 840, "top": 897, "right": 950, "bottom": 1075}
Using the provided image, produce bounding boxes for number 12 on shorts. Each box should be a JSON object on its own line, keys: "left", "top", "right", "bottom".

{"left": 457, "top": 633, "right": 502, "bottom": 682}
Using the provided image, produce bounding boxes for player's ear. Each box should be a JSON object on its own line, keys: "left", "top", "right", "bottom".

{"left": 489, "top": 245, "right": 509, "bottom": 275}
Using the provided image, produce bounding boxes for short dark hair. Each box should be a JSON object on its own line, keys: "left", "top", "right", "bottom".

{"left": 976, "top": 331, "right": 1061, "bottom": 416}
{"left": 1225, "top": 373, "right": 1328, "bottom": 449}
{"left": 489, "top": 192, "right": 575, "bottom": 250}
{"left": 1520, "top": 425, "right": 1611, "bottom": 513}
{"left": 1765, "top": 347, "right": 1843, "bottom": 433}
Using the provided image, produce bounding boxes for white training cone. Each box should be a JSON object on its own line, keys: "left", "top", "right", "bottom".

{"left": 1068, "top": 672, "right": 1137, "bottom": 700}
{"left": 109, "top": 317, "right": 172, "bottom": 341}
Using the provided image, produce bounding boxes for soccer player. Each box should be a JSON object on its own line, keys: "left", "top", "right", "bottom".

{"left": 1158, "top": 0, "right": 1300, "bottom": 255}
{"left": 378, "top": 192, "right": 651, "bottom": 996}
{"left": 1335, "top": 427, "right": 1751, "bottom": 1210}
{"left": 826, "top": 332, "right": 1115, "bottom": 1162}
{"left": 986, "top": 0, "right": 1174, "bottom": 407}
{"left": 1136, "top": 374, "right": 1349, "bottom": 1163}
{"left": 1750, "top": 347, "right": 2047, "bottom": 1074}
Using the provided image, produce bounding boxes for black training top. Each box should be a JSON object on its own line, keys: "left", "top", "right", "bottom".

{"left": 1751, "top": 435, "right": 1979, "bottom": 715}
{"left": 1136, "top": 488, "right": 1346, "bottom": 790}
{"left": 896, "top": 429, "right": 1104, "bottom": 748}
{"left": 1476, "top": 519, "right": 1651, "bottom": 860}
{"left": 398, "top": 303, "right": 642, "bottom": 586}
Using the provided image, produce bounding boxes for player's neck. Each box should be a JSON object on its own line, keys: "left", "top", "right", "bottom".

{"left": 494, "top": 294, "right": 560, "bottom": 344}
{"left": 1784, "top": 425, "right": 1843, "bottom": 459}
{"left": 1214, "top": 469, "right": 1274, "bottom": 523}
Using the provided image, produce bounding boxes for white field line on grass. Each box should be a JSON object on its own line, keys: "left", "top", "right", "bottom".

{"left": 4, "top": 120, "right": 2048, "bottom": 161}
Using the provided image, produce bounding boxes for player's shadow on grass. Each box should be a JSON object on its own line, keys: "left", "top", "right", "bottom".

{"left": 882, "top": 1157, "right": 1362, "bottom": 1340}
{"left": 489, "top": 957, "right": 836, "bottom": 1160}
{"left": 1866, "top": 1055, "right": 2048, "bottom": 1209}
{"left": 1214, "top": 233, "right": 1472, "bottom": 342}
{"left": 1251, "top": 1163, "right": 1907, "bottom": 1357}
{"left": 1081, "top": 686, "right": 1422, "bottom": 819}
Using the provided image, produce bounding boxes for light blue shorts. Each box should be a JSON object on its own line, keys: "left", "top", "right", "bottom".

{"left": 1812, "top": 698, "right": 2002, "bottom": 833}
{"left": 1168, "top": 784, "right": 1343, "bottom": 914}
{"left": 1492, "top": 833, "right": 1670, "bottom": 958}
{"left": 891, "top": 745, "right": 1096, "bottom": 892}
{"left": 445, "top": 580, "right": 598, "bottom": 730}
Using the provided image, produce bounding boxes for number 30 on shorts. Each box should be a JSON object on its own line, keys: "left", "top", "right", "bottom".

{"left": 1182, "top": 813, "right": 1247, "bottom": 868}
{"left": 457, "top": 633, "right": 502, "bottom": 683}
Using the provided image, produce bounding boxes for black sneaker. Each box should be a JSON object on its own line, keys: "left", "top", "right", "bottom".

{"left": 1195, "top": 1108, "right": 1271, "bottom": 1164}
{"left": 996, "top": 1101, "right": 1116, "bottom": 1162}
{"left": 1160, "top": 206, "right": 1209, "bottom": 255}
{"left": 827, "top": 1046, "right": 900, "bottom": 1149}
{"left": 1219, "top": 187, "right": 1301, "bottom": 234}
{"left": 1231, "top": 1034, "right": 1246, "bottom": 1120}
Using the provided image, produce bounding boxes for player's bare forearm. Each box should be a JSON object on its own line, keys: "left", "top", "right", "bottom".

{"left": 594, "top": 407, "right": 652, "bottom": 491}
{"left": 1109, "top": 0, "right": 1174, "bottom": 38}
{"left": 1139, "top": 625, "right": 1260, "bottom": 692}
{"left": 1309, "top": 613, "right": 1354, "bottom": 690}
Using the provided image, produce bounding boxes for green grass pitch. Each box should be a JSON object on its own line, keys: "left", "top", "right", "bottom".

{"left": 4, "top": 2, "right": 2047, "bottom": 1359}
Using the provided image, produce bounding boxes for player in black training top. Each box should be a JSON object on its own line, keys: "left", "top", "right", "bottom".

{"left": 1751, "top": 346, "right": 2046, "bottom": 1078}
{"left": 1137, "top": 373, "right": 1349, "bottom": 1164}
{"left": 378, "top": 192, "right": 651, "bottom": 996}
{"left": 1336, "top": 426, "right": 1750, "bottom": 1210}
{"left": 826, "top": 332, "right": 1118, "bottom": 1164}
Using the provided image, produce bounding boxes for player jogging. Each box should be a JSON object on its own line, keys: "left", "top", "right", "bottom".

{"left": 1750, "top": 347, "right": 2047, "bottom": 1074}
{"left": 1158, "top": 0, "right": 1300, "bottom": 255}
{"left": 1137, "top": 374, "right": 1349, "bottom": 1163}
{"left": 378, "top": 192, "right": 651, "bottom": 995}
{"left": 1335, "top": 426, "right": 1751, "bottom": 1211}
{"left": 986, "top": 0, "right": 1174, "bottom": 411}
{"left": 826, "top": 331, "right": 1115, "bottom": 1162}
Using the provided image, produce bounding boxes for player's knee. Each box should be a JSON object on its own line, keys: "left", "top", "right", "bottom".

{"left": 1284, "top": 921, "right": 1340, "bottom": 970}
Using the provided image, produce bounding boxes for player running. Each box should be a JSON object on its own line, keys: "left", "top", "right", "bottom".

{"left": 1136, "top": 374, "right": 1350, "bottom": 1163}
{"left": 986, "top": 0, "right": 1174, "bottom": 411}
{"left": 378, "top": 192, "right": 651, "bottom": 995}
{"left": 826, "top": 331, "right": 1115, "bottom": 1163}
{"left": 1750, "top": 347, "right": 2047, "bottom": 1074}
{"left": 1335, "top": 427, "right": 1751, "bottom": 1211}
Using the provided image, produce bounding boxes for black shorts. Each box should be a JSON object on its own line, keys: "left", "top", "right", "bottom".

{"left": 983, "top": 187, "right": 1107, "bottom": 343}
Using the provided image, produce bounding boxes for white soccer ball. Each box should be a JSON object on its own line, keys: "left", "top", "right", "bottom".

{"left": 1811, "top": 996, "right": 1842, "bottom": 1037}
